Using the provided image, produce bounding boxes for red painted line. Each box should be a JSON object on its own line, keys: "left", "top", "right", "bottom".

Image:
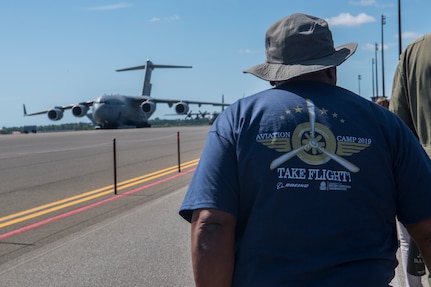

{"left": 0, "top": 168, "right": 195, "bottom": 241}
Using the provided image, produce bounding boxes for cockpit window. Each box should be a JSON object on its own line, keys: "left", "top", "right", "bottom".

{"left": 96, "top": 97, "right": 122, "bottom": 105}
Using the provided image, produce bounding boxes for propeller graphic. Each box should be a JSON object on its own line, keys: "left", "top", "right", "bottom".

{"left": 270, "top": 145, "right": 309, "bottom": 170}
{"left": 318, "top": 147, "right": 359, "bottom": 172}
{"left": 270, "top": 99, "right": 359, "bottom": 172}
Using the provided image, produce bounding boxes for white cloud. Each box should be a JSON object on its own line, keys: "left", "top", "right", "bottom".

{"left": 326, "top": 13, "right": 375, "bottom": 27}
{"left": 350, "top": 0, "right": 377, "bottom": 6}
{"left": 166, "top": 15, "right": 180, "bottom": 21}
{"left": 364, "top": 43, "right": 376, "bottom": 51}
{"left": 148, "top": 17, "right": 161, "bottom": 23}
{"left": 85, "top": 2, "right": 132, "bottom": 11}
{"left": 240, "top": 49, "right": 254, "bottom": 54}
{"left": 148, "top": 15, "right": 180, "bottom": 23}
{"left": 349, "top": 0, "right": 393, "bottom": 8}
{"left": 363, "top": 43, "right": 388, "bottom": 51}
{"left": 401, "top": 31, "right": 423, "bottom": 40}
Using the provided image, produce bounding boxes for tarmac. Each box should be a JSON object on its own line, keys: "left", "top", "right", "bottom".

{"left": 0, "top": 186, "right": 428, "bottom": 287}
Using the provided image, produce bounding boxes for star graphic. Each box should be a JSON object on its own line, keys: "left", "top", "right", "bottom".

{"left": 277, "top": 103, "right": 346, "bottom": 124}
{"left": 294, "top": 106, "right": 303, "bottom": 113}
{"left": 320, "top": 108, "right": 328, "bottom": 115}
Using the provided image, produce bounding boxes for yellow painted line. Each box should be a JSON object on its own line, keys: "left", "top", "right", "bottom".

{"left": 0, "top": 159, "right": 199, "bottom": 229}
{"left": 0, "top": 186, "right": 112, "bottom": 223}
{"left": 0, "top": 189, "right": 115, "bottom": 228}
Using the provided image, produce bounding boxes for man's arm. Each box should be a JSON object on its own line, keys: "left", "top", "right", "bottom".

{"left": 406, "top": 216, "right": 431, "bottom": 270}
{"left": 390, "top": 60, "right": 417, "bottom": 135}
{"left": 191, "top": 208, "right": 236, "bottom": 287}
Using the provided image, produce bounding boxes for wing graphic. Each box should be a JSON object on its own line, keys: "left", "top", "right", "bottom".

{"left": 336, "top": 142, "right": 369, "bottom": 156}
{"left": 258, "top": 138, "right": 292, "bottom": 152}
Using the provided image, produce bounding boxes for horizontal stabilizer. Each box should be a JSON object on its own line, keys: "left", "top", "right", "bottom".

{"left": 116, "top": 64, "right": 192, "bottom": 72}
{"left": 116, "top": 59, "right": 192, "bottom": 96}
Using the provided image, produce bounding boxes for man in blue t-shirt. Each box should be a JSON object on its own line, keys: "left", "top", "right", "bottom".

{"left": 179, "top": 13, "right": 431, "bottom": 287}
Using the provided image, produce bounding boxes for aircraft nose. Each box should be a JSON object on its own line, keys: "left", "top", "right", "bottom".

{"left": 93, "top": 104, "right": 115, "bottom": 124}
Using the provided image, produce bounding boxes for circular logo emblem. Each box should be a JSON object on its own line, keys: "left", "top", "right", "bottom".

{"left": 291, "top": 122, "right": 337, "bottom": 165}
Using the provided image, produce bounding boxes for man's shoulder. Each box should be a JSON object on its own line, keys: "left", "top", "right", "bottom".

{"left": 403, "top": 32, "right": 431, "bottom": 57}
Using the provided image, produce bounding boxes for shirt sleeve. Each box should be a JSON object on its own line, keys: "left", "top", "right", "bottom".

{"left": 393, "top": 118, "right": 431, "bottom": 225}
{"left": 179, "top": 129, "right": 239, "bottom": 223}
{"left": 390, "top": 55, "right": 417, "bottom": 136}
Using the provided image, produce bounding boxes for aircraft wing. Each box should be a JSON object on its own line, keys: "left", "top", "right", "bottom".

{"left": 143, "top": 98, "right": 230, "bottom": 107}
{"left": 23, "top": 100, "right": 95, "bottom": 116}
{"left": 23, "top": 108, "right": 51, "bottom": 116}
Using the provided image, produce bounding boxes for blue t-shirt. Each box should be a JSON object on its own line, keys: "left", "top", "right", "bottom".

{"left": 179, "top": 81, "right": 431, "bottom": 286}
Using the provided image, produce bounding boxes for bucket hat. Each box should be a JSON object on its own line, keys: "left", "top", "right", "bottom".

{"left": 244, "top": 13, "right": 357, "bottom": 81}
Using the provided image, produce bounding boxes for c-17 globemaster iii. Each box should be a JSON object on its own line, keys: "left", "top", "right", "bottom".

{"left": 24, "top": 59, "right": 229, "bottom": 128}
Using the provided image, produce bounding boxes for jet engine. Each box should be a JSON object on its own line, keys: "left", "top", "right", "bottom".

{"left": 47, "top": 108, "right": 64, "bottom": 121}
{"left": 174, "top": 102, "right": 190, "bottom": 115}
{"left": 71, "top": 104, "right": 89, "bottom": 117}
{"left": 141, "top": 101, "right": 156, "bottom": 114}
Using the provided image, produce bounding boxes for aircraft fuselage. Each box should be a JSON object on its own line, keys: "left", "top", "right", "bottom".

{"left": 92, "top": 95, "right": 152, "bottom": 128}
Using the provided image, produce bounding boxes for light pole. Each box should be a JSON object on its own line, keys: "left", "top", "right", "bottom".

{"left": 358, "top": 75, "right": 362, "bottom": 96}
{"left": 375, "top": 43, "right": 379, "bottom": 97}
{"left": 372, "top": 59, "right": 375, "bottom": 98}
{"left": 398, "top": 0, "right": 402, "bottom": 58}
{"left": 381, "top": 15, "right": 386, "bottom": 97}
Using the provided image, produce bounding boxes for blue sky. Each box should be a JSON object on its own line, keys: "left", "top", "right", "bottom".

{"left": 1, "top": 0, "right": 429, "bottom": 128}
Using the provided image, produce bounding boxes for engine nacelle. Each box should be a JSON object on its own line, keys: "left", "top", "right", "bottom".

{"left": 141, "top": 101, "right": 156, "bottom": 114}
{"left": 47, "top": 108, "right": 64, "bottom": 121}
{"left": 174, "top": 102, "right": 190, "bottom": 115}
{"left": 71, "top": 104, "right": 89, "bottom": 117}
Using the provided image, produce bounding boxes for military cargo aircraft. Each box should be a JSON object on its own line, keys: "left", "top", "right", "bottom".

{"left": 24, "top": 60, "right": 229, "bottom": 128}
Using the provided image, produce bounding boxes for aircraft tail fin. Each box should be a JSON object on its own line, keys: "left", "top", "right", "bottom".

{"left": 116, "top": 59, "right": 192, "bottom": 96}
{"left": 23, "top": 104, "right": 27, "bottom": 116}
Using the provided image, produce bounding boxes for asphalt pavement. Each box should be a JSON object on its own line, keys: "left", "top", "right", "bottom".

{"left": 0, "top": 187, "right": 194, "bottom": 287}
{"left": 0, "top": 185, "right": 426, "bottom": 287}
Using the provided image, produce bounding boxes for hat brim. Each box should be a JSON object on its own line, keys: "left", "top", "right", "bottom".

{"left": 243, "top": 42, "right": 357, "bottom": 81}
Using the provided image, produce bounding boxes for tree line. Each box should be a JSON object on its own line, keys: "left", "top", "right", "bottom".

{"left": 1, "top": 118, "right": 210, "bottom": 135}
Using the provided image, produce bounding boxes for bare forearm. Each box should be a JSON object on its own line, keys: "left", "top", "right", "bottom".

{"left": 192, "top": 226, "right": 234, "bottom": 286}
{"left": 407, "top": 216, "right": 431, "bottom": 271}
{"left": 191, "top": 209, "right": 236, "bottom": 287}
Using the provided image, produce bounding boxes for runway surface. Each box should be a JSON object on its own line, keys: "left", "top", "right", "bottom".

{"left": 0, "top": 126, "right": 208, "bottom": 266}
{"left": 0, "top": 186, "right": 194, "bottom": 286}
{"left": 0, "top": 126, "right": 424, "bottom": 286}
